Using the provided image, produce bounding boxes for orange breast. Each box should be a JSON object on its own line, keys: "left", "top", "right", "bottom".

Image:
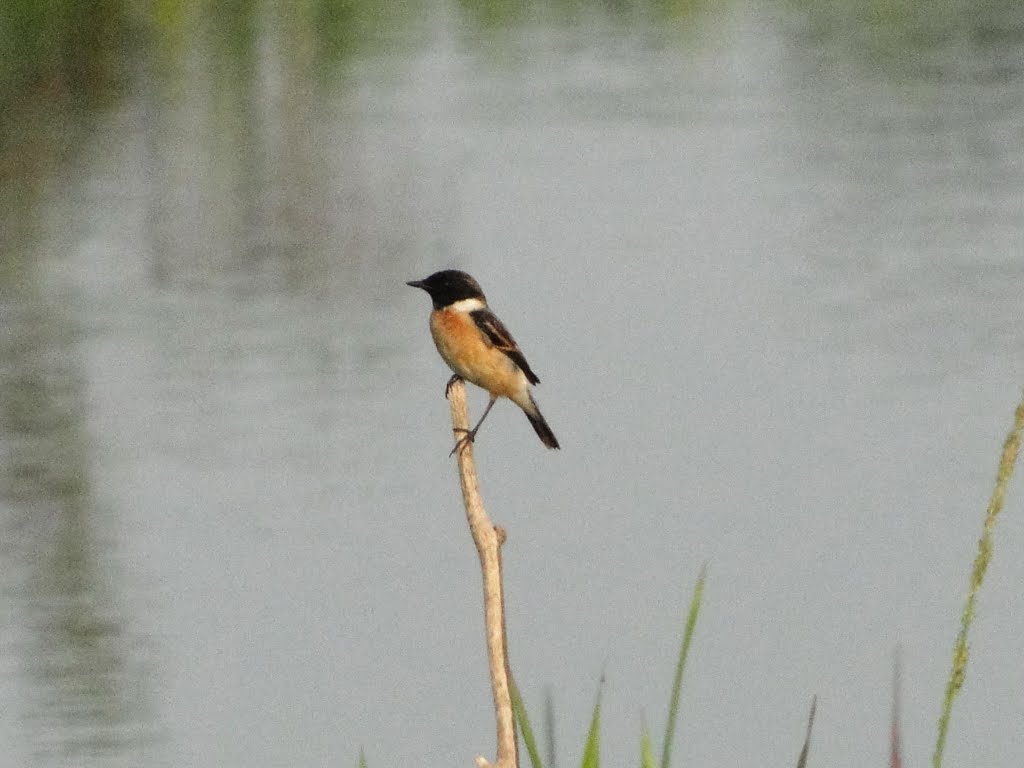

{"left": 429, "top": 309, "right": 525, "bottom": 399}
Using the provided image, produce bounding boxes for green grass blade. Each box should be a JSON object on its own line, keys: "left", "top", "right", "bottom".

{"left": 580, "top": 677, "right": 604, "bottom": 768}
{"left": 794, "top": 696, "right": 817, "bottom": 768}
{"left": 357, "top": 748, "right": 368, "bottom": 768}
{"left": 660, "top": 565, "right": 707, "bottom": 768}
{"left": 640, "top": 725, "right": 657, "bottom": 768}
{"left": 933, "top": 396, "right": 1024, "bottom": 768}
{"left": 511, "top": 676, "right": 545, "bottom": 768}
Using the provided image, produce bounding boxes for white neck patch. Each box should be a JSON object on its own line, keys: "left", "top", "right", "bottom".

{"left": 449, "top": 297, "right": 486, "bottom": 313}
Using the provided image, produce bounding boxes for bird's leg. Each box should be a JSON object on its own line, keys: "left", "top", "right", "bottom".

{"left": 445, "top": 374, "right": 463, "bottom": 399}
{"left": 451, "top": 396, "right": 498, "bottom": 456}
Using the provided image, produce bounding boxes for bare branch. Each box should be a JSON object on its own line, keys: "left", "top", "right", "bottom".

{"left": 447, "top": 380, "right": 518, "bottom": 768}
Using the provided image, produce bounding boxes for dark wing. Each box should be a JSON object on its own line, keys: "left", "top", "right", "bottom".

{"left": 470, "top": 308, "right": 541, "bottom": 384}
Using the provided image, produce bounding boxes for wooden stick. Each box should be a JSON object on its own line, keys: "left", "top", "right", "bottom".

{"left": 447, "top": 379, "right": 518, "bottom": 768}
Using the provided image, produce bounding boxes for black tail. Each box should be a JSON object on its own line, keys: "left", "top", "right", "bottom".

{"left": 524, "top": 394, "right": 560, "bottom": 449}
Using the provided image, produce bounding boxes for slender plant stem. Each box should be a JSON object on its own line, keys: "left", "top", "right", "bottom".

{"left": 661, "top": 566, "right": 706, "bottom": 768}
{"left": 890, "top": 648, "right": 903, "bottom": 768}
{"left": 448, "top": 379, "right": 518, "bottom": 768}
{"left": 933, "top": 395, "right": 1024, "bottom": 768}
{"left": 795, "top": 696, "right": 817, "bottom": 768}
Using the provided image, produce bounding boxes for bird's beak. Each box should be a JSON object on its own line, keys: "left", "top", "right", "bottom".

{"left": 407, "top": 279, "right": 427, "bottom": 290}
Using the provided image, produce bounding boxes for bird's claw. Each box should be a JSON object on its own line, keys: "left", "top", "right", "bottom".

{"left": 449, "top": 428, "right": 475, "bottom": 457}
{"left": 445, "top": 375, "right": 462, "bottom": 399}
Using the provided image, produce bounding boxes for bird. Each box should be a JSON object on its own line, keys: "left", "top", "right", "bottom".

{"left": 407, "top": 269, "right": 560, "bottom": 452}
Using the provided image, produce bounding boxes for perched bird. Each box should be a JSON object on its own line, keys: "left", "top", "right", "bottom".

{"left": 408, "top": 270, "right": 560, "bottom": 452}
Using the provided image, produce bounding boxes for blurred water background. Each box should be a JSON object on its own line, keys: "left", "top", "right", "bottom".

{"left": 1, "top": 1, "right": 1023, "bottom": 766}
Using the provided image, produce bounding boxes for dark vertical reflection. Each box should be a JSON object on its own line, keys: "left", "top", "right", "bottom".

{"left": 142, "top": 0, "right": 381, "bottom": 292}
{"left": 26, "top": 483, "right": 155, "bottom": 763}
{"left": 0, "top": 220, "right": 157, "bottom": 765}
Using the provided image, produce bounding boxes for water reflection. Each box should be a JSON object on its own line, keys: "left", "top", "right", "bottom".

{"left": 767, "top": 0, "right": 1024, "bottom": 377}
{"left": 0, "top": 288, "right": 156, "bottom": 763}
{"left": 26, "top": 502, "right": 155, "bottom": 763}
